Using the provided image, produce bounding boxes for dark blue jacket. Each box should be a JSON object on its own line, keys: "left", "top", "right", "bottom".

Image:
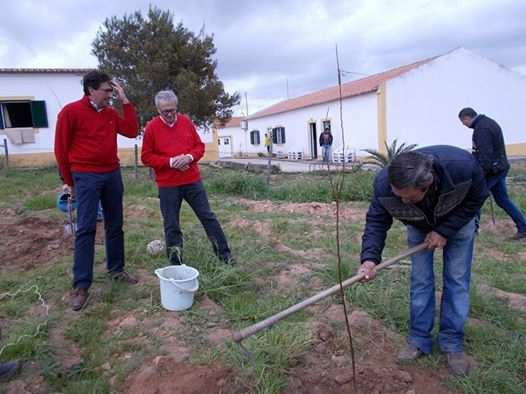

{"left": 360, "top": 145, "right": 489, "bottom": 264}
{"left": 471, "top": 114, "right": 510, "bottom": 176}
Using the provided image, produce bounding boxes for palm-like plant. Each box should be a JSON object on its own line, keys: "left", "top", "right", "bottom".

{"left": 362, "top": 139, "right": 418, "bottom": 168}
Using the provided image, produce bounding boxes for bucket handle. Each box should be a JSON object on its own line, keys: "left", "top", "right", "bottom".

{"left": 168, "top": 278, "right": 199, "bottom": 293}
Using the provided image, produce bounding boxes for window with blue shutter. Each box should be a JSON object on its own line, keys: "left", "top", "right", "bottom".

{"left": 31, "top": 101, "right": 48, "bottom": 128}
{"left": 250, "top": 130, "right": 260, "bottom": 145}
{"left": 271, "top": 127, "right": 286, "bottom": 144}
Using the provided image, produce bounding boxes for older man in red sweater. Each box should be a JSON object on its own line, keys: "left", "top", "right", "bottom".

{"left": 54, "top": 71, "right": 139, "bottom": 311}
{"left": 141, "top": 90, "right": 233, "bottom": 265}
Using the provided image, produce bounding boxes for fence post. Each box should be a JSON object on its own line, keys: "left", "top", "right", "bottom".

{"left": 3, "top": 138, "right": 8, "bottom": 172}
{"left": 134, "top": 144, "right": 138, "bottom": 179}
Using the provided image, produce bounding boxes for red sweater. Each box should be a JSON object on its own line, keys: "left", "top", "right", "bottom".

{"left": 54, "top": 96, "right": 139, "bottom": 186}
{"left": 141, "top": 115, "right": 205, "bottom": 187}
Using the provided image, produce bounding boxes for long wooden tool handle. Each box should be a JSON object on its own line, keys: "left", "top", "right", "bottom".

{"left": 232, "top": 243, "right": 427, "bottom": 342}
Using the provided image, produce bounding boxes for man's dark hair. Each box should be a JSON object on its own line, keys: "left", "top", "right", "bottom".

{"left": 458, "top": 107, "right": 477, "bottom": 119}
{"left": 83, "top": 71, "right": 111, "bottom": 95}
{"left": 388, "top": 151, "right": 434, "bottom": 189}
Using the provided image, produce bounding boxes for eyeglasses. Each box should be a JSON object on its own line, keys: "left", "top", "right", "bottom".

{"left": 160, "top": 109, "right": 176, "bottom": 116}
{"left": 97, "top": 88, "right": 114, "bottom": 93}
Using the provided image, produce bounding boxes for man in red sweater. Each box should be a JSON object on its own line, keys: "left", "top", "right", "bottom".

{"left": 141, "top": 90, "right": 233, "bottom": 265}
{"left": 54, "top": 71, "right": 139, "bottom": 311}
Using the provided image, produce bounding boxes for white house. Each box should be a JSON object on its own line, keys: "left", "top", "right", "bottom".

{"left": 216, "top": 116, "right": 245, "bottom": 158}
{"left": 226, "top": 48, "right": 526, "bottom": 160}
{"left": 0, "top": 69, "right": 221, "bottom": 167}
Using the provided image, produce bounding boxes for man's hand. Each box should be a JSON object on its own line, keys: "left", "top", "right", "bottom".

{"left": 425, "top": 231, "right": 447, "bottom": 249}
{"left": 111, "top": 80, "right": 129, "bottom": 104}
{"left": 358, "top": 261, "right": 377, "bottom": 282}
{"left": 170, "top": 154, "right": 193, "bottom": 170}
{"left": 62, "top": 184, "right": 75, "bottom": 199}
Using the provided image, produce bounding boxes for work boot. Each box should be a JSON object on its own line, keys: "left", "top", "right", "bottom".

{"left": 70, "top": 288, "right": 89, "bottom": 311}
{"left": 509, "top": 231, "right": 526, "bottom": 241}
{"left": 397, "top": 343, "right": 424, "bottom": 363}
{"left": 0, "top": 361, "right": 21, "bottom": 382}
{"left": 446, "top": 352, "right": 470, "bottom": 377}
{"left": 110, "top": 270, "right": 138, "bottom": 284}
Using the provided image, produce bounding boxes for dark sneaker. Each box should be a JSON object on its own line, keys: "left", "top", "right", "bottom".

{"left": 397, "top": 343, "right": 424, "bottom": 363}
{"left": 509, "top": 232, "right": 526, "bottom": 241}
{"left": 220, "top": 254, "right": 236, "bottom": 265}
{"left": 0, "top": 361, "right": 21, "bottom": 382}
{"left": 70, "top": 288, "right": 89, "bottom": 311}
{"left": 110, "top": 271, "right": 138, "bottom": 284}
{"left": 446, "top": 352, "right": 470, "bottom": 377}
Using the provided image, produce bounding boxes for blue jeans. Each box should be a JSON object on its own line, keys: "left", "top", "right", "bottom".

{"left": 406, "top": 218, "right": 476, "bottom": 354}
{"left": 321, "top": 145, "right": 331, "bottom": 162}
{"left": 486, "top": 171, "right": 526, "bottom": 233}
{"left": 159, "top": 181, "right": 231, "bottom": 264}
{"left": 72, "top": 169, "right": 125, "bottom": 289}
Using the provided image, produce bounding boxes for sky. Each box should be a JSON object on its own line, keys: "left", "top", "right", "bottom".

{"left": 1, "top": 0, "right": 526, "bottom": 115}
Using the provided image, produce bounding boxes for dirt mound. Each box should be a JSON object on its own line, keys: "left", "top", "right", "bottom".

{"left": 287, "top": 309, "right": 454, "bottom": 393}
{"left": 124, "top": 356, "right": 232, "bottom": 394}
{"left": 236, "top": 198, "right": 366, "bottom": 222}
{"left": 228, "top": 216, "right": 273, "bottom": 237}
{"left": 477, "top": 283, "right": 526, "bottom": 313}
{"left": 0, "top": 216, "right": 74, "bottom": 270}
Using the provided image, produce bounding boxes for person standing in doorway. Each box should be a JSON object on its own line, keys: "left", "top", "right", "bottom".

{"left": 264, "top": 132, "right": 272, "bottom": 155}
{"left": 54, "top": 71, "right": 139, "bottom": 311}
{"left": 459, "top": 107, "right": 526, "bottom": 240}
{"left": 141, "top": 90, "right": 234, "bottom": 265}
{"left": 319, "top": 125, "right": 333, "bottom": 162}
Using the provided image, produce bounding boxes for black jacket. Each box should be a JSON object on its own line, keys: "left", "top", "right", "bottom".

{"left": 360, "top": 145, "right": 488, "bottom": 264}
{"left": 471, "top": 114, "right": 510, "bottom": 176}
{"left": 319, "top": 131, "right": 333, "bottom": 146}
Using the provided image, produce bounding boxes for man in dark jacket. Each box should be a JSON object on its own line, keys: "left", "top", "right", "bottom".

{"left": 358, "top": 146, "right": 488, "bottom": 376}
{"left": 459, "top": 107, "right": 526, "bottom": 240}
{"left": 319, "top": 126, "right": 333, "bottom": 162}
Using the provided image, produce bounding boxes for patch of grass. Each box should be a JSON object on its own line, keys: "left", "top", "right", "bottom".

{"left": 23, "top": 192, "right": 56, "bottom": 211}
{"left": 225, "top": 322, "right": 311, "bottom": 394}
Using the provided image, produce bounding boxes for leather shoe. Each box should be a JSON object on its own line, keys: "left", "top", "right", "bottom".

{"left": 509, "top": 232, "right": 526, "bottom": 241}
{"left": 397, "top": 343, "right": 424, "bottom": 363}
{"left": 446, "top": 352, "right": 470, "bottom": 376}
{"left": 70, "top": 288, "right": 89, "bottom": 311}
{"left": 110, "top": 271, "right": 138, "bottom": 284}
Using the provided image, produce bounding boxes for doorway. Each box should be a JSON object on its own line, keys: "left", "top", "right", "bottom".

{"left": 218, "top": 136, "right": 233, "bottom": 158}
{"left": 309, "top": 122, "right": 317, "bottom": 159}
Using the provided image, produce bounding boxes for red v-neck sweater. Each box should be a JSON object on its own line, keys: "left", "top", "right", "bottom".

{"left": 141, "top": 115, "right": 205, "bottom": 187}
{"left": 54, "top": 96, "right": 139, "bottom": 186}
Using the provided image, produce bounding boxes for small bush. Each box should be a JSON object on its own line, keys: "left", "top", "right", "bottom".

{"left": 24, "top": 193, "right": 56, "bottom": 211}
{"left": 206, "top": 171, "right": 268, "bottom": 198}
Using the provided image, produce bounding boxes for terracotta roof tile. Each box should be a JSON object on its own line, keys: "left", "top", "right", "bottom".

{"left": 215, "top": 116, "right": 243, "bottom": 128}
{"left": 248, "top": 56, "right": 436, "bottom": 120}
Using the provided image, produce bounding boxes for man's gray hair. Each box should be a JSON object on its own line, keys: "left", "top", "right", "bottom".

{"left": 388, "top": 151, "right": 434, "bottom": 189}
{"left": 154, "top": 90, "right": 178, "bottom": 107}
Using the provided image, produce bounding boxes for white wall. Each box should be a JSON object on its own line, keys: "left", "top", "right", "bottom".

{"left": 0, "top": 72, "right": 140, "bottom": 155}
{"left": 387, "top": 48, "right": 526, "bottom": 151}
{"left": 244, "top": 92, "right": 378, "bottom": 158}
{"left": 217, "top": 125, "right": 255, "bottom": 156}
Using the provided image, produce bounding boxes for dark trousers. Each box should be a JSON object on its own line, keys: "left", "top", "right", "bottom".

{"left": 486, "top": 170, "right": 526, "bottom": 233}
{"left": 159, "top": 181, "right": 231, "bottom": 264}
{"left": 73, "top": 169, "right": 125, "bottom": 289}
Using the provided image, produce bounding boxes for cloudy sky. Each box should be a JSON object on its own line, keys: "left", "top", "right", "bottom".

{"left": 2, "top": 0, "right": 525, "bottom": 114}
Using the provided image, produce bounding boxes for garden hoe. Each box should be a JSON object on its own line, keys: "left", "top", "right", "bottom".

{"left": 232, "top": 242, "right": 427, "bottom": 344}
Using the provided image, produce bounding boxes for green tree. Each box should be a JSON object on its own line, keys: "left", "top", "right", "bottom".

{"left": 92, "top": 6, "right": 239, "bottom": 127}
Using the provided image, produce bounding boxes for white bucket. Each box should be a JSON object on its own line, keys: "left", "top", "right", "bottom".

{"left": 154, "top": 265, "right": 200, "bottom": 311}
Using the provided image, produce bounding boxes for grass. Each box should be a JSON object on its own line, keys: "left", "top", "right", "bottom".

{"left": 0, "top": 163, "right": 525, "bottom": 393}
